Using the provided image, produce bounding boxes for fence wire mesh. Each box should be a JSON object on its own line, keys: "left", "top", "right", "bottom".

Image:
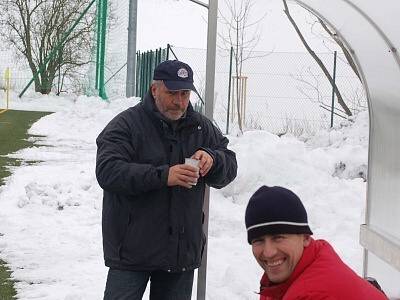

{"left": 97, "top": 0, "right": 129, "bottom": 98}
{"left": 1, "top": 19, "right": 366, "bottom": 136}
{"left": 169, "top": 46, "right": 366, "bottom": 135}
{"left": 0, "top": 53, "right": 32, "bottom": 92}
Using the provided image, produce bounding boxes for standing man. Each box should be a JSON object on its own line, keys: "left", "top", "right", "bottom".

{"left": 96, "top": 60, "right": 237, "bottom": 300}
{"left": 245, "top": 185, "right": 387, "bottom": 300}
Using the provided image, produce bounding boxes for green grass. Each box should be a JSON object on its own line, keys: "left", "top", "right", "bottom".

{"left": 0, "top": 260, "right": 16, "bottom": 299}
{"left": 0, "top": 110, "right": 49, "bottom": 184}
{"left": 0, "top": 109, "right": 50, "bottom": 299}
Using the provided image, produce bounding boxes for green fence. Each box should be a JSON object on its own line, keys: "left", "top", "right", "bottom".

{"left": 135, "top": 47, "right": 168, "bottom": 100}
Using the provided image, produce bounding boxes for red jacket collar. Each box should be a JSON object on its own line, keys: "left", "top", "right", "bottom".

{"left": 259, "top": 238, "right": 317, "bottom": 299}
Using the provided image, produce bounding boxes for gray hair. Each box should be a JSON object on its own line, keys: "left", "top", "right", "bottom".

{"left": 152, "top": 80, "right": 163, "bottom": 87}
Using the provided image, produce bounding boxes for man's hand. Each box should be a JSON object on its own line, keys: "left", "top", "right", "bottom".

{"left": 191, "top": 150, "right": 214, "bottom": 177}
{"left": 168, "top": 164, "right": 200, "bottom": 188}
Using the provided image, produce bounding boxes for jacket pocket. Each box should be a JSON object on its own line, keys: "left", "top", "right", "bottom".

{"left": 118, "top": 213, "right": 132, "bottom": 260}
{"left": 177, "top": 234, "right": 188, "bottom": 268}
{"left": 102, "top": 198, "right": 130, "bottom": 261}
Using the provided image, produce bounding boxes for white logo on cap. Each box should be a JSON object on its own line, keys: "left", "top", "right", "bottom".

{"left": 177, "top": 68, "right": 189, "bottom": 78}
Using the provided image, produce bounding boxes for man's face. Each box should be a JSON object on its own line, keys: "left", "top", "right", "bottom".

{"left": 251, "top": 233, "right": 311, "bottom": 284}
{"left": 151, "top": 81, "right": 191, "bottom": 121}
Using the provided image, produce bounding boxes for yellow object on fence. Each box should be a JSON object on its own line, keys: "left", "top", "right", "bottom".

{"left": 4, "top": 67, "right": 11, "bottom": 109}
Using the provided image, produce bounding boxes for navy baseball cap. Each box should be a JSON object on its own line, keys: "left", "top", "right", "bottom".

{"left": 153, "top": 60, "right": 197, "bottom": 92}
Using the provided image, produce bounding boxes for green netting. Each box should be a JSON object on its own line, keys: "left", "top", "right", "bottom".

{"left": 93, "top": 0, "right": 130, "bottom": 99}
{"left": 5, "top": 0, "right": 97, "bottom": 97}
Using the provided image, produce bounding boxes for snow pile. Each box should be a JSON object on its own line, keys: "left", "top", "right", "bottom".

{"left": 0, "top": 95, "right": 373, "bottom": 299}
{"left": 303, "top": 111, "right": 369, "bottom": 181}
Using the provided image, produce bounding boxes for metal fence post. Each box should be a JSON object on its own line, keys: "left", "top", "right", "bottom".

{"left": 57, "top": 48, "right": 62, "bottom": 95}
{"left": 5, "top": 68, "right": 11, "bottom": 109}
{"left": 197, "top": 0, "right": 218, "bottom": 299}
{"left": 126, "top": 0, "right": 137, "bottom": 98}
{"left": 135, "top": 51, "right": 140, "bottom": 96}
{"left": 140, "top": 52, "right": 145, "bottom": 98}
{"left": 148, "top": 51, "right": 153, "bottom": 96}
{"left": 141, "top": 52, "right": 147, "bottom": 100}
{"left": 226, "top": 46, "right": 233, "bottom": 134}
{"left": 330, "top": 51, "right": 337, "bottom": 127}
{"left": 98, "top": 0, "right": 108, "bottom": 100}
{"left": 95, "top": 0, "right": 101, "bottom": 90}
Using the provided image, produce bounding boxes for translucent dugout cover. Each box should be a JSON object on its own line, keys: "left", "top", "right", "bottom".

{"left": 292, "top": 0, "right": 400, "bottom": 296}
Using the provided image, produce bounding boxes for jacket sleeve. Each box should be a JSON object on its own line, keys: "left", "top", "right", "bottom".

{"left": 200, "top": 120, "right": 237, "bottom": 189}
{"left": 96, "top": 114, "right": 169, "bottom": 196}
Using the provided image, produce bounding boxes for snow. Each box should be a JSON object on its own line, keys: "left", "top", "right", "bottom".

{"left": 0, "top": 94, "right": 386, "bottom": 299}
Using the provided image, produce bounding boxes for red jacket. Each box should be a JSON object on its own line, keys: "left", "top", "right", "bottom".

{"left": 259, "top": 239, "right": 387, "bottom": 300}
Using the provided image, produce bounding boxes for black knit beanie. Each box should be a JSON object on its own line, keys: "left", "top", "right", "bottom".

{"left": 245, "top": 186, "right": 313, "bottom": 244}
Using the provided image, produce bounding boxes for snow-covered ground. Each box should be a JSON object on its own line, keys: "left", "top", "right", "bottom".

{"left": 0, "top": 94, "right": 395, "bottom": 299}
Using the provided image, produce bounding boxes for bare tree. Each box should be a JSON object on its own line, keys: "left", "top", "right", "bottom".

{"left": 218, "top": 0, "right": 268, "bottom": 131}
{"left": 0, "top": 0, "right": 96, "bottom": 94}
{"left": 282, "top": 0, "right": 352, "bottom": 116}
{"left": 292, "top": 68, "right": 349, "bottom": 119}
{"left": 292, "top": 67, "right": 324, "bottom": 104}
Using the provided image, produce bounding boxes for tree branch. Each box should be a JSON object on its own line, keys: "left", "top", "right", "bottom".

{"left": 318, "top": 18, "right": 361, "bottom": 81}
{"left": 282, "top": 0, "right": 352, "bottom": 116}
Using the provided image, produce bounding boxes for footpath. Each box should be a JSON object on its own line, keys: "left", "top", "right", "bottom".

{"left": 0, "top": 109, "right": 50, "bottom": 299}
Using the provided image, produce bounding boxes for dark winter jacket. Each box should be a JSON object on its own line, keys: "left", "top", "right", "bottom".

{"left": 259, "top": 238, "right": 388, "bottom": 300}
{"left": 96, "top": 92, "right": 237, "bottom": 272}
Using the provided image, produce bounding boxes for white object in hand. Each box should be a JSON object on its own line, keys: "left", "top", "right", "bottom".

{"left": 185, "top": 158, "right": 200, "bottom": 185}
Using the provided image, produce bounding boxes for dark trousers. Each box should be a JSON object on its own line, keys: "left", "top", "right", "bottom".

{"left": 104, "top": 268, "right": 195, "bottom": 300}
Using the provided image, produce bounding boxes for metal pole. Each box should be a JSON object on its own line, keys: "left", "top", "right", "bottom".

{"left": 330, "top": 51, "right": 337, "bottom": 128}
{"left": 147, "top": 51, "right": 153, "bottom": 94}
{"left": 242, "top": 76, "right": 247, "bottom": 124}
{"left": 187, "top": 0, "right": 208, "bottom": 9}
{"left": 226, "top": 47, "right": 233, "bottom": 134}
{"left": 126, "top": 0, "right": 138, "bottom": 98}
{"left": 95, "top": 0, "right": 102, "bottom": 89}
{"left": 57, "top": 48, "right": 62, "bottom": 95}
{"left": 98, "top": 0, "right": 108, "bottom": 100}
{"left": 5, "top": 68, "right": 10, "bottom": 109}
{"left": 135, "top": 51, "right": 140, "bottom": 95}
{"left": 197, "top": 1, "right": 218, "bottom": 299}
{"left": 105, "top": 63, "right": 127, "bottom": 85}
{"left": 140, "top": 52, "right": 145, "bottom": 99}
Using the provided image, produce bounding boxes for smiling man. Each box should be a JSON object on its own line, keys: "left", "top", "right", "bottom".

{"left": 245, "top": 186, "right": 388, "bottom": 300}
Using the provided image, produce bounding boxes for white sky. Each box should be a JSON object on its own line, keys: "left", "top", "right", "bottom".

{"left": 1, "top": 94, "right": 397, "bottom": 299}
{"left": 133, "top": 0, "right": 335, "bottom": 52}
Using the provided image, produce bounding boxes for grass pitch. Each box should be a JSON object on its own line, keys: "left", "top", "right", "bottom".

{"left": 0, "top": 109, "right": 50, "bottom": 299}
